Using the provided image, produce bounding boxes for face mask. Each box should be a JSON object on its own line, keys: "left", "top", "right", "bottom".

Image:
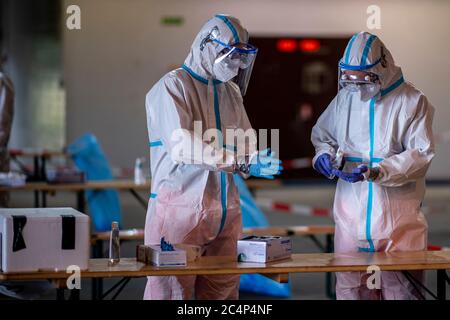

{"left": 343, "top": 82, "right": 380, "bottom": 101}
{"left": 213, "top": 57, "right": 241, "bottom": 82}
{"left": 359, "top": 83, "right": 381, "bottom": 101}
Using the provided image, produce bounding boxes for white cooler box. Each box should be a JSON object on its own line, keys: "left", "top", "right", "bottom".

{"left": 0, "top": 208, "right": 90, "bottom": 273}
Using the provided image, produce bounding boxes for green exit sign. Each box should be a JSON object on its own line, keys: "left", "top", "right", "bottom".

{"left": 161, "top": 16, "right": 184, "bottom": 26}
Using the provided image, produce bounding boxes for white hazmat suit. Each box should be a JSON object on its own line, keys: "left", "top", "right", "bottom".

{"left": 144, "top": 15, "right": 259, "bottom": 300}
{"left": 311, "top": 32, "right": 435, "bottom": 300}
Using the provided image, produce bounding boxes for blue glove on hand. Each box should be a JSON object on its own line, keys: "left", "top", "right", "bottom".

{"left": 313, "top": 153, "right": 334, "bottom": 179}
{"left": 332, "top": 165, "right": 368, "bottom": 183}
{"left": 249, "top": 148, "right": 283, "bottom": 180}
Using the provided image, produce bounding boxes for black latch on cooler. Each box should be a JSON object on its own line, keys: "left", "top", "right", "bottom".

{"left": 61, "top": 215, "right": 76, "bottom": 250}
{"left": 12, "top": 215, "right": 27, "bottom": 252}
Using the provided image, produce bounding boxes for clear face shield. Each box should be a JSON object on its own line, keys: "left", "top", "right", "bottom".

{"left": 338, "top": 63, "right": 381, "bottom": 101}
{"left": 212, "top": 39, "right": 258, "bottom": 96}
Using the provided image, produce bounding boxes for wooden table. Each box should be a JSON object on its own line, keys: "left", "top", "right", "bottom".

{"left": 0, "top": 179, "right": 151, "bottom": 210}
{"left": 0, "top": 180, "right": 149, "bottom": 192}
{"left": 90, "top": 225, "right": 335, "bottom": 299}
{"left": 0, "top": 178, "right": 281, "bottom": 210}
{"left": 0, "top": 179, "right": 278, "bottom": 193}
{"left": 1, "top": 251, "right": 449, "bottom": 300}
{"left": 9, "top": 149, "right": 66, "bottom": 182}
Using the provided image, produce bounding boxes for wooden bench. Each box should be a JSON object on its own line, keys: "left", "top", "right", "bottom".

{"left": 91, "top": 225, "right": 335, "bottom": 245}
{"left": 1, "top": 251, "right": 449, "bottom": 300}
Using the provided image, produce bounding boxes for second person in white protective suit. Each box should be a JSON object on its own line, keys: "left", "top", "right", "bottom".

{"left": 144, "top": 15, "right": 282, "bottom": 300}
{"left": 311, "top": 32, "right": 435, "bottom": 300}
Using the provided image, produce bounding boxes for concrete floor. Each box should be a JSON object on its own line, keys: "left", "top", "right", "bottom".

{"left": 2, "top": 184, "right": 449, "bottom": 300}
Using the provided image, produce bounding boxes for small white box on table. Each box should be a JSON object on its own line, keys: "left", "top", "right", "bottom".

{"left": 237, "top": 235, "right": 292, "bottom": 263}
{"left": 147, "top": 245, "right": 187, "bottom": 267}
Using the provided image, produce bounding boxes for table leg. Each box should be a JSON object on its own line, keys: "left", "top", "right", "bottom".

{"left": 437, "top": 269, "right": 447, "bottom": 300}
{"left": 92, "top": 240, "right": 104, "bottom": 300}
{"left": 34, "top": 191, "right": 40, "bottom": 207}
{"left": 42, "top": 191, "right": 47, "bottom": 207}
{"left": 100, "top": 277, "right": 130, "bottom": 300}
{"left": 33, "top": 156, "right": 40, "bottom": 181}
{"left": 308, "top": 235, "right": 326, "bottom": 252}
{"left": 129, "top": 188, "right": 148, "bottom": 210}
{"left": 325, "top": 234, "right": 336, "bottom": 299}
{"left": 11, "top": 156, "right": 33, "bottom": 177}
{"left": 70, "top": 289, "right": 80, "bottom": 300}
{"left": 111, "top": 278, "right": 131, "bottom": 300}
{"left": 77, "top": 190, "right": 86, "bottom": 213}
{"left": 325, "top": 234, "right": 333, "bottom": 253}
{"left": 40, "top": 155, "right": 47, "bottom": 182}
{"left": 56, "top": 288, "right": 65, "bottom": 300}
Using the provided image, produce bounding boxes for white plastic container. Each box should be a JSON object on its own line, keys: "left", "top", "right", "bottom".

{"left": 237, "top": 236, "right": 292, "bottom": 263}
{"left": 134, "top": 157, "right": 146, "bottom": 185}
{"left": 0, "top": 208, "right": 90, "bottom": 273}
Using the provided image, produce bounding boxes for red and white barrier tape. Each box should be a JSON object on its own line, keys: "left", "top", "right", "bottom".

{"left": 282, "top": 130, "right": 450, "bottom": 170}
{"left": 256, "top": 198, "right": 331, "bottom": 217}
{"left": 256, "top": 198, "right": 447, "bottom": 217}
{"left": 427, "top": 245, "right": 450, "bottom": 251}
{"left": 283, "top": 157, "right": 312, "bottom": 170}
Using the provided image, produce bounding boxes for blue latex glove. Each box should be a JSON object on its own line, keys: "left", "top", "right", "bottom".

{"left": 160, "top": 237, "right": 174, "bottom": 251}
{"left": 313, "top": 153, "right": 334, "bottom": 179}
{"left": 249, "top": 148, "right": 283, "bottom": 180}
{"left": 332, "top": 165, "right": 368, "bottom": 183}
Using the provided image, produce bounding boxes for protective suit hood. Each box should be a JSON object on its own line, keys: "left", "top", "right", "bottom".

{"left": 183, "top": 14, "right": 249, "bottom": 80}
{"left": 339, "top": 32, "right": 403, "bottom": 99}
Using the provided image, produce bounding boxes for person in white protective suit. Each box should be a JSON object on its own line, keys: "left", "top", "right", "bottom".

{"left": 311, "top": 32, "right": 435, "bottom": 300}
{"left": 144, "top": 15, "right": 282, "bottom": 300}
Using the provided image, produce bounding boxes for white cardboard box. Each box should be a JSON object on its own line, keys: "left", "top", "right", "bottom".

{"left": 237, "top": 236, "right": 292, "bottom": 263}
{"left": 148, "top": 245, "right": 187, "bottom": 266}
{"left": 0, "top": 208, "right": 90, "bottom": 273}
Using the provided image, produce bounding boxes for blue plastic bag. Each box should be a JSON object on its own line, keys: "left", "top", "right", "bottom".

{"left": 67, "top": 133, "right": 122, "bottom": 231}
{"left": 233, "top": 174, "right": 291, "bottom": 298}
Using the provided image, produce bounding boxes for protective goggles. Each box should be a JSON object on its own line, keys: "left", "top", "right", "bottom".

{"left": 338, "top": 70, "right": 379, "bottom": 91}
{"left": 340, "top": 71, "right": 378, "bottom": 84}
{"left": 212, "top": 39, "right": 258, "bottom": 69}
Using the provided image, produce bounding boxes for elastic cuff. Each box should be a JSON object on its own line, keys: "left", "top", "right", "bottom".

{"left": 312, "top": 150, "right": 335, "bottom": 168}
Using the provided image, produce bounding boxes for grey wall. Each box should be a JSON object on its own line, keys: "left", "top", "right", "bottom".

{"left": 63, "top": 0, "right": 450, "bottom": 178}
{"left": 4, "top": 0, "right": 65, "bottom": 151}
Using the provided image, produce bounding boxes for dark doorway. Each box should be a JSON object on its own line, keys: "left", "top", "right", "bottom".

{"left": 244, "top": 36, "right": 349, "bottom": 179}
